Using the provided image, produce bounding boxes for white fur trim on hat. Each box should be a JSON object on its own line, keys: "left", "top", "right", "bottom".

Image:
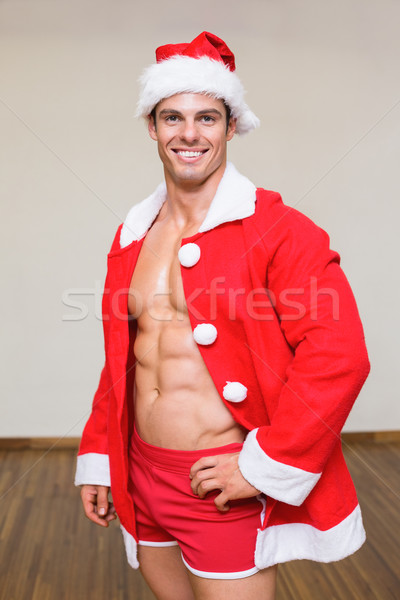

{"left": 178, "top": 243, "right": 201, "bottom": 267}
{"left": 223, "top": 381, "right": 248, "bottom": 402}
{"left": 136, "top": 55, "right": 260, "bottom": 135}
{"left": 193, "top": 323, "right": 218, "bottom": 345}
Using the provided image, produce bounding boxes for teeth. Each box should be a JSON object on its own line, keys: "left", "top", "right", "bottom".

{"left": 177, "top": 151, "right": 204, "bottom": 157}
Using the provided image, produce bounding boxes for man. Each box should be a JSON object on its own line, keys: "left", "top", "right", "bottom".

{"left": 75, "top": 32, "right": 370, "bottom": 600}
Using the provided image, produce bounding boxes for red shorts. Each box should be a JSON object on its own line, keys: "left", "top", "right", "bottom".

{"left": 128, "top": 428, "right": 266, "bottom": 579}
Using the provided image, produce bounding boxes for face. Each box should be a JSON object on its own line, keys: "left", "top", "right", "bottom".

{"left": 148, "top": 93, "right": 236, "bottom": 187}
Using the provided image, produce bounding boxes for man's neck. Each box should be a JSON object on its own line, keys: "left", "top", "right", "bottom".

{"left": 162, "top": 161, "right": 226, "bottom": 228}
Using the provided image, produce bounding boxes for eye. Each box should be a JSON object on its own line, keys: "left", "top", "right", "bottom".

{"left": 165, "top": 115, "right": 180, "bottom": 123}
{"left": 201, "top": 115, "right": 216, "bottom": 123}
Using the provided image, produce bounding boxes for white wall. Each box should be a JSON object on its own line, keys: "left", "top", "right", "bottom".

{"left": 1, "top": 0, "right": 399, "bottom": 436}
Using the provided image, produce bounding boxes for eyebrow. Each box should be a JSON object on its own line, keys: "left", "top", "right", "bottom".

{"left": 158, "top": 108, "right": 223, "bottom": 118}
{"left": 196, "top": 109, "right": 223, "bottom": 117}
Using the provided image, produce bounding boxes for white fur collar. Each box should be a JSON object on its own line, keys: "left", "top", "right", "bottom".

{"left": 119, "top": 162, "right": 257, "bottom": 248}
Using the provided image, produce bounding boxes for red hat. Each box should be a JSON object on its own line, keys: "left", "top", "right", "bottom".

{"left": 136, "top": 32, "right": 259, "bottom": 135}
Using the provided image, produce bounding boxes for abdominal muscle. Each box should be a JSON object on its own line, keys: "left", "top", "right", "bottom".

{"left": 133, "top": 315, "right": 246, "bottom": 450}
{"left": 129, "top": 215, "right": 246, "bottom": 451}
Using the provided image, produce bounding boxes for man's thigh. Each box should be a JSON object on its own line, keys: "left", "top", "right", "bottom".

{"left": 138, "top": 545, "right": 277, "bottom": 600}
{"left": 187, "top": 565, "right": 278, "bottom": 600}
{"left": 138, "top": 545, "right": 195, "bottom": 600}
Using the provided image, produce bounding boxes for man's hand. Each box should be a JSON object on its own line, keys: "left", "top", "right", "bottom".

{"left": 190, "top": 452, "right": 260, "bottom": 512}
{"left": 80, "top": 485, "right": 117, "bottom": 527}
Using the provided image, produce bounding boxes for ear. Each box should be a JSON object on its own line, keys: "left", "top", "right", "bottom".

{"left": 148, "top": 115, "right": 158, "bottom": 141}
{"left": 226, "top": 117, "right": 237, "bottom": 141}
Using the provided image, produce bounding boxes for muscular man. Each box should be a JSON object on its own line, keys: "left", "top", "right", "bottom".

{"left": 75, "top": 32, "right": 370, "bottom": 600}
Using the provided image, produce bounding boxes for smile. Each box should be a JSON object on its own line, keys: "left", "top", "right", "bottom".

{"left": 177, "top": 150, "right": 204, "bottom": 157}
{"left": 172, "top": 149, "right": 208, "bottom": 160}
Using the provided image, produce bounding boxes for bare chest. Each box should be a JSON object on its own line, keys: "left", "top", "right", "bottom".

{"left": 128, "top": 223, "right": 194, "bottom": 320}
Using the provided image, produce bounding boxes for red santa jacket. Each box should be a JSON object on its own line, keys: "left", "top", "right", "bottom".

{"left": 75, "top": 162, "right": 370, "bottom": 570}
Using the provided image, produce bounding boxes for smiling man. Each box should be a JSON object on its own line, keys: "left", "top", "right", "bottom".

{"left": 75, "top": 32, "right": 370, "bottom": 600}
{"left": 149, "top": 94, "right": 235, "bottom": 188}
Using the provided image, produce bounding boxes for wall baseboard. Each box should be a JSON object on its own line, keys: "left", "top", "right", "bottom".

{"left": 0, "top": 431, "right": 399, "bottom": 450}
{"left": 342, "top": 430, "right": 400, "bottom": 443}
{"left": 0, "top": 438, "right": 81, "bottom": 450}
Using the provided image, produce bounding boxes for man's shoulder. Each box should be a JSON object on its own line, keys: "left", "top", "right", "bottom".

{"left": 254, "top": 188, "right": 315, "bottom": 226}
{"left": 254, "top": 188, "right": 326, "bottom": 230}
{"left": 250, "top": 188, "right": 331, "bottom": 251}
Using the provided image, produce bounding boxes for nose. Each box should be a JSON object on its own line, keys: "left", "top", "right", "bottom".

{"left": 180, "top": 118, "right": 200, "bottom": 144}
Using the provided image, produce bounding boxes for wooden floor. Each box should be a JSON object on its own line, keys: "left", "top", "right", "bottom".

{"left": 0, "top": 441, "right": 399, "bottom": 600}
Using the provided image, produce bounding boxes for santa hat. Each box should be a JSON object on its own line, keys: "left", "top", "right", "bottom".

{"left": 135, "top": 31, "right": 260, "bottom": 135}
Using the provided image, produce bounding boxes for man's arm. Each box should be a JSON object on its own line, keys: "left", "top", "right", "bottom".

{"left": 192, "top": 196, "right": 369, "bottom": 508}
{"left": 238, "top": 199, "right": 370, "bottom": 504}
{"left": 75, "top": 226, "right": 124, "bottom": 503}
{"left": 75, "top": 363, "right": 111, "bottom": 486}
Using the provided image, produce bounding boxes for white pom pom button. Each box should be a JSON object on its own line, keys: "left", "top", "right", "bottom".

{"left": 193, "top": 323, "right": 218, "bottom": 345}
{"left": 178, "top": 243, "right": 201, "bottom": 267}
{"left": 223, "top": 381, "right": 248, "bottom": 403}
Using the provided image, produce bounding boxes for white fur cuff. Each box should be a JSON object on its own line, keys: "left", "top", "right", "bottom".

{"left": 121, "top": 526, "right": 139, "bottom": 569}
{"left": 238, "top": 429, "right": 321, "bottom": 506}
{"left": 74, "top": 452, "right": 111, "bottom": 487}
{"left": 255, "top": 504, "right": 366, "bottom": 567}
